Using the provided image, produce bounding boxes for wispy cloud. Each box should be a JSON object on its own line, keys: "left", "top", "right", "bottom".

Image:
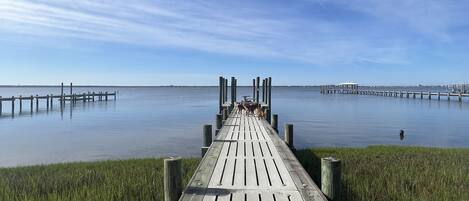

{"left": 0, "top": 0, "right": 467, "bottom": 65}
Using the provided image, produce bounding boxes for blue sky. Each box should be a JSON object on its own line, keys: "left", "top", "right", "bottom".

{"left": 0, "top": 0, "right": 468, "bottom": 86}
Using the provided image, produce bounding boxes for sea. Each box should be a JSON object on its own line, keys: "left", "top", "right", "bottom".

{"left": 1, "top": 86, "right": 468, "bottom": 167}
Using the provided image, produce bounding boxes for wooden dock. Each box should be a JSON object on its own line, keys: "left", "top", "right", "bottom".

{"left": 179, "top": 77, "right": 327, "bottom": 201}
{"left": 0, "top": 83, "right": 116, "bottom": 117}
{"left": 320, "top": 85, "right": 468, "bottom": 102}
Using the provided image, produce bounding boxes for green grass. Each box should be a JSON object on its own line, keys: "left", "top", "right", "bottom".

{"left": 296, "top": 146, "right": 469, "bottom": 201}
{"left": 1, "top": 146, "right": 468, "bottom": 201}
{"left": 0, "top": 158, "right": 200, "bottom": 201}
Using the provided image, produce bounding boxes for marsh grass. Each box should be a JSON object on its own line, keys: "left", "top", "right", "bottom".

{"left": 1, "top": 146, "right": 468, "bottom": 201}
{"left": 296, "top": 146, "right": 469, "bottom": 201}
{"left": 0, "top": 158, "right": 200, "bottom": 201}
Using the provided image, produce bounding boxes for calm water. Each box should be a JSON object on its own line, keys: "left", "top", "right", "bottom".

{"left": 1, "top": 86, "right": 468, "bottom": 167}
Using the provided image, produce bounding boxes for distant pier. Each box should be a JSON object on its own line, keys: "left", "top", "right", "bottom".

{"left": 320, "top": 84, "right": 468, "bottom": 102}
{"left": 0, "top": 82, "right": 116, "bottom": 117}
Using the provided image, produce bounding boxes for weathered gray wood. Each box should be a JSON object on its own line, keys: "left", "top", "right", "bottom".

{"left": 19, "top": 95, "right": 23, "bottom": 113}
{"left": 164, "top": 157, "right": 183, "bottom": 201}
{"left": 30, "top": 95, "right": 33, "bottom": 113}
{"left": 46, "top": 95, "right": 50, "bottom": 110}
{"left": 219, "top": 76, "right": 223, "bottom": 113}
{"left": 201, "top": 147, "right": 209, "bottom": 157}
{"left": 203, "top": 124, "right": 213, "bottom": 147}
{"left": 36, "top": 95, "right": 39, "bottom": 111}
{"left": 216, "top": 114, "right": 222, "bottom": 135}
{"left": 321, "top": 157, "right": 341, "bottom": 201}
{"left": 0, "top": 96, "right": 2, "bottom": 115}
{"left": 256, "top": 77, "right": 260, "bottom": 103}
{"left": 272, "top": 114, "right": 278, "bottom": 132}
{"left": 11, "top": 96, "right": 15, "bottom": 117}
{"left": 284, "top": 124, "right": 293, "bottom": 149}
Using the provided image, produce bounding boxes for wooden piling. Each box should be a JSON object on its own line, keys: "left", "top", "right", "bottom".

{"left": 11, "top": 96, "right": 15, "bottom": 117}
{"left": 428, "top": 92, "right": 432, "bottom": 100}
{"left": 216, "top": 114, "right": 222, "bottom": 135}
{"left": 83, "top": 93, "right": 86, "bottom": 103}
{"left": 19, "top": 95, "right": 23, "bottom": 113}
{"left": 252, "top": 79, "right": 256, "bottom": 101}
{"left": 321, "top": 157, "right": 341, "bottom": 201}
{"left": 92, "top": 92, "right": 95, "bottom": 102}
{"left": 164, "top": 157, "right": 182, "bottom": 201}
{"left": 36, "top": 95, "right": 39, "bottom": 111}
{"left": 203, "top": 124, "right": 212, "bottom": 147}
{"left": 267, "top": 77, "right": 272, "bottom": 122}
{"left": 30, "top": 95, "right": 33, "bottom": 113}
{"left": 105, "top": 92, "right": 108, "bottom": 101}
{"left": 201, "top": 147, "right": 209, "bottom": 157}
{"left": 47, "top": 95, "right": 50, "bottom": 110}
{"left": 459, "top": 93, "right": 462, "bottom": 102}
{"left": 61, "top": 82, "right": 64, "bottom": 106}
{"left": 224, "top": 79, "right": 228, "bottom": 103}
{"left": 262, "top": 79, "right": 266, "bottom": 103}
{"left": 50, "top": 94, "right": 53, "bottom": 109}
{"left": 272, "top": 114, "right": 278, "bottom": 132}
{"left": 219, "top": 76, "right": 223, "bottom": 113}
{"left": 284, "top": 124, "right": 293, "bottom": 149}
{"left": 256, "top": 77, "right": 260, "bottom": 103}
{"left": 448, "top": 92, "right": 451, "bottom": 101}
{"left": 0, "top": 96, "right": 2, "bottom": 115}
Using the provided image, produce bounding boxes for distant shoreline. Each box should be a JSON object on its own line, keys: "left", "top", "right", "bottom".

{"left": 0, "top": 85, "right": 449, "bottom": 88}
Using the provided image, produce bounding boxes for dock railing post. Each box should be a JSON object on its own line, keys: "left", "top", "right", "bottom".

{"left": 267, "top": 77, "right": 272, "bottom": 122}
{"left": 252, "top": 79, "right": 256, "bottom": 101}
{"left": 164, "top": 157, "right": 182, "bottom": 201}
{"left": 0, "top": 96, "right": 2, "bottom": 115}
{"left": 284, "top": 124, "right": 294, "bottom": 149}
{"left": 272, "top": 114, "right": 278, "bottom": 132}
{"left": 321, "top": 157, "right": 341, "bottom": 201}
{"left": 216, "top": 114, "right": 222, "bottom": 136}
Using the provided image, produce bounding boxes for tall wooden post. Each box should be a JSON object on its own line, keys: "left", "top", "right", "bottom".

{"left": 262, "top": 79, "right": 266, "bottom": 103}
{"left": 29, "top": 95, "right": 33, "bottom": 113}
{"left": 272, "top": 114, "right": 278, "bottom": 133}
{"left": 50, "top": 94, "right": 53, "bottom": 109}
{"left": 46, "top": 95, "right": 50, "bottom": 110}
{"left": 0, "top": 96, "right": 2, "bottom": 115}
{"left": 164, "top": 157, "right": 182, "bottom": 201}
{"left": 11, "top": 96, "right": 15, "bottom": 117}
{"left": 284, "top": 124, "right": 293, "bottom": 149}
{"left": 230, "top": 77, "right": 235, "bottom": 112}
{"left": 224, "top": 79, "right": 228, "bottom": 104}
{"left": 219, "top": 76, "right": 223, "bottom": 113}
{"left": 19, "top": 95, "right": 23, "bottom": 113}
{"left": 459, "top": 93, "right": 462, "bottom": 102}
{"left": 321, "top": 157, "right": 341, "bottom": 201}
{"left": 61, "top": 82, "right": 64, "bottom": 107}
{"left": 252, "top": 79, "right": 256, "bottom": 101}
{"left": 203, "top": 124, "right": 212, "bottom": 147}
{"left": 256, "top": 77, "right": 260, "bottom": 103}
{"left": 105, "top": 92, "right": 108, "bottom": 101}
{"left": 70, "top": 82, "right": 73, "bottom": 95}
{"left": 216, "top": 113, "right": 222, "bottom": 135}
{"left": 36, "top": 95, "right": 39, "bottom": 111}
{"left": 428, "top": 92, "right": 432, "bottom": 100}
{"left": 267, "top": 77, "right": 272, "bottom": 123}
{"left": 448, "top": 92, "right": 451, "bottom": 101}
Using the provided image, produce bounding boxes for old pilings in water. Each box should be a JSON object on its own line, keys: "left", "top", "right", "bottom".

{"left": 320, "top": 85, "right": 468, "bottom": 103}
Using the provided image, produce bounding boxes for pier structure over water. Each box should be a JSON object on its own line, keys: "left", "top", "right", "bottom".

{"left": 177, "top": 77, "right": 328, "bottom": 201}
{"left": 320, "top": 85, "right": 469, "bottom": 103}
{"left": 0, "top": 82, "right": 116, "bottom": 117}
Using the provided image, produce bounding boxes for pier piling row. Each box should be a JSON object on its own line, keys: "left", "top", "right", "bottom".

{"left": 0, "top": 84, "right": 117, "bottom": 116}
{"left": 320, "top": 85, "right": 468, "bottom": 103}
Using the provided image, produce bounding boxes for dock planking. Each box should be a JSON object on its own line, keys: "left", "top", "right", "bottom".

{"left": 181, "top": 111, "right": 326, "bottom": 200}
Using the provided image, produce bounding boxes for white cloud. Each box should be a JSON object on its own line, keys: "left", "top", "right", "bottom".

{"left": 0, "top": 0, "right": 466, "bottom": 65}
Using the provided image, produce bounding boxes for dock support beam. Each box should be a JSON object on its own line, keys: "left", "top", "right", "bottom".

{"left": 11, "top": 96, "right": 15, "bottom": 117}
{"left": 164, "top": 157, "right": 182, "bottom": 201}
{"left": 321, "top": 157, "right": 341, "bottom": 201}
{"left": 284, "top": 124, "right": 294, "bottom": 149}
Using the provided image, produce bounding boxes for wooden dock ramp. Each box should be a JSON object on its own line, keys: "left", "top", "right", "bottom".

{"left": 180, "top": 111, "right": 327, "bottom": 201}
